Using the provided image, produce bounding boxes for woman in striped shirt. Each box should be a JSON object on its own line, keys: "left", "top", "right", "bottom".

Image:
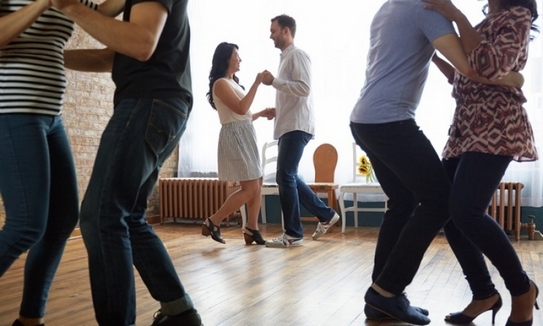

{"left": 0, "top": 0, "right": 122, "bottom": 325}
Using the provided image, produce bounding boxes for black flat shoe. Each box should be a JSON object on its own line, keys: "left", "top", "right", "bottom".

{"left": 364, "top": 287, "right": 430, "bottom": 325}
{"left": 201, "top": 218, "right": 225, "bottom": 244}
{"left": 445, "top": 293, "right": 502, "bottom": 324}
{"left": 243, "top": 227, "right": 266, "bottom": 245}
{"left": 12, "top": 320, "right": 44, "bottom": 326}
{"left": 152, "top": 308, "right": 202, "bottom": 326}
{"left": 365, "top": 303, "right": 428, "bottom": 320}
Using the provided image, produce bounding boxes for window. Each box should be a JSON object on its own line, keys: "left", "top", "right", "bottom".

{"left": 181, "top": 0, "right": 543, "bottom": 206}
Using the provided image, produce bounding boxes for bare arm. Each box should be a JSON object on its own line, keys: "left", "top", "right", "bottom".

{"left": 214, "top": 73, "right": 264, "bottom": 115}
{"left": 97, "top": 0, "right": 125, "bottom": 17}
{"left": 433, "top": 53, "right": 524, "bottom": 87}
{"left": 252, "top": 108, "right": 275, "bottom": 121}
{"left": 64, "top": 48, "right": 115, "bottom": 72}
{"left": 52, "top": 0, "right": 167, "bottom": 61}
{"left": 432, "top": 34, "right": 478, "bottom": 79}
{"left": 432, "top": 36, "right": 524, "bottom": 88}
{"left": 432, "top": 54, "right": 455, "bottom": 84}
{"left": 423, "top": 0, "right": 482, "bottom": 54}
{"left": 0, "top": 0, "right": 50, "bottom": 47}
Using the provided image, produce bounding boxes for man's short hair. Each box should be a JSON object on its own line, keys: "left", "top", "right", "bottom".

{"left": 271, "top": 14, "right": 296, "bottom": 38}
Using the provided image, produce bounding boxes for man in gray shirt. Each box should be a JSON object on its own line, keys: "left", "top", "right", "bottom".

{"left": 350, "top": 0, "right": 501, "bottom": 324}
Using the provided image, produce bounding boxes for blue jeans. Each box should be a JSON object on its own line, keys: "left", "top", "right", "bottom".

{"left": 0, "top": 114, "right": 79, "bottom": 318}
{"left": 80, "top": 98, "right": 194, "bottom": 325}
{"left": 276, "top": 131, "right": 336, "bottom": 238}
{"left": 443, "top": 152, "right": 530, "bottom": 298}
{"left": 350, "top": 120, "right": 451, "bottom": 295}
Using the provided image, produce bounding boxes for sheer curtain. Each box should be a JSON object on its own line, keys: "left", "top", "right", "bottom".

{"left": 181, "top": 0, "right": 543, "bottom": 207}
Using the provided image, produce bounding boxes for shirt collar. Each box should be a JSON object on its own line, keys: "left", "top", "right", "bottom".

{"left": 280, "top": 44, "right": 295, "bottom": 59}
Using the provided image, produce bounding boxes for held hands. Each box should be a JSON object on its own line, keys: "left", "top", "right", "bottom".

{"left": 253, "top": 108, "right": 275, "bottom": 121}
{"left": 422, "top": 0, "right": 463, "bottom": 22}
{"left": 264, "top": 108, "right": 275, "bottom": 120}
{"left": 255, "top": 71, "right": 265, "bottom": 85}
{"left": 262, "top": 70, "right": 275, "bottom": 86}
{"left": 259, "top": 108, "right": 275, "bottom": 120}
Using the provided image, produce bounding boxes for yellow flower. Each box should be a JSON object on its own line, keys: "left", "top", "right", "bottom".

{"left": 358, "top": 154, "right": 376, "bottom": 183}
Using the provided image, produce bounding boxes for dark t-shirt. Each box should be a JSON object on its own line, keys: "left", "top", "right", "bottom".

{"left": 112, "top": 0, "right": 192, "bottom": 108}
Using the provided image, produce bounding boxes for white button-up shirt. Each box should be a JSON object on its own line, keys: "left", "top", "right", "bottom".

{"left": 272, "top": 44, "right": 315, "bottom": 139}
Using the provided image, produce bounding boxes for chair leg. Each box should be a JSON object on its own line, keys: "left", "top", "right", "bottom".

{"left": 240, "top": 204, "right": 247, "bottom": 229}
{"left": 339, "top": 191, "right": 347, "bottom": 233}
{"left": 353, "top": 193, "right": 359, "bottom": 228}
{"left": 261, "top": 195, "right": 267, "bottom": 224}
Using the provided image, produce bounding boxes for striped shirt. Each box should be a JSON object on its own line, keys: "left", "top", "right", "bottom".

{"left": 0, "top": 0, "right": 97, "bottom": 116}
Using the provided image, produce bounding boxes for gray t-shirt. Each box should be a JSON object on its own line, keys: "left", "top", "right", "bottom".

{"left": 350, "top": 0, "right": 455, "bottom": 124}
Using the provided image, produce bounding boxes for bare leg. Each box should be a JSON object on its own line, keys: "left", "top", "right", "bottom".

{"left": 244, "top": 178, "right": 263, "bottom": 230}
{"left": 208, "top": 179, "right": 261, "bottom": 226}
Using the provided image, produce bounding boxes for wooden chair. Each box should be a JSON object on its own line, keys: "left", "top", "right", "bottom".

{"left": 338, "top": 142, "right": 387, "bottom": 233}
{"left": 304, "top": 143, "right": 339, "bottom": 229}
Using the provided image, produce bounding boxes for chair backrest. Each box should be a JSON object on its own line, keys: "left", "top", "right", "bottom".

{"left": 313, "top": 143, "right": 338, "bottom": 183}
{"left": 261, "top": 140, "right": 278, "bottom": 183}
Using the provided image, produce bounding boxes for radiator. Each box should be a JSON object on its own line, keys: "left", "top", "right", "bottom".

{"left": 159, "top": 178, "right": 239, "bottom": 224}
{"left": 488, "top": 182, "right": 523, "bottom": 240}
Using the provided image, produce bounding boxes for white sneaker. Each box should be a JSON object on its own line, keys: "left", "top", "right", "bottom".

{"left": 312, "top": 212, "right": 340, "bottom": 240}
{"left": 265, "top": 233, "right": 303, "bottom": 248}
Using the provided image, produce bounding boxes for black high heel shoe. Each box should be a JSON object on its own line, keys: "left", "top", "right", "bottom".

{"left": 243, "top": 227, "right": 266, "bottom": 245}
{"left": 445, "top": 293, "right": 502, "bottom": 325}
{"left": 201, "top": 218, "right": 225, "bottom": 244}
{"left": 506, "top": 281, "right": 539, "bottom": 326}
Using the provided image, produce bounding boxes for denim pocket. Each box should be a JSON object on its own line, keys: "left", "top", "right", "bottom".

{"left": 145, "top": 99, "right": 189, "bottom": 155}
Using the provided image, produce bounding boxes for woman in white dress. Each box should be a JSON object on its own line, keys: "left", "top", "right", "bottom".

{"left": 203, "top": 42, "right": 273, "bottom": 244}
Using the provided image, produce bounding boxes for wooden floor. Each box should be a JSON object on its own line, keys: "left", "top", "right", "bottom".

{"left": 1, "top": 222, "right": 542, "bottom": 326}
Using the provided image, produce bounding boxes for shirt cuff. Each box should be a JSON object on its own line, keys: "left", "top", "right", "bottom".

{"left": 272, "top": 78, "right": 284, "bottom": 90}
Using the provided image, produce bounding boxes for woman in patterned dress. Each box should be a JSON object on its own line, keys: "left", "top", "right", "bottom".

{"left": 203, "top": 42, "right": 273, "bottom": 245}
{"left": 0, "top": 1, "right": 122, "bottom": 325}
{"left": 425, "top": 0, "right": 539, "bottom": 325}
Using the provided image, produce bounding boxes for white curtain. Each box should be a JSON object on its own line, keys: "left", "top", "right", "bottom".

{"left": 180, "top": 0, "right": 543, "bottom": 207}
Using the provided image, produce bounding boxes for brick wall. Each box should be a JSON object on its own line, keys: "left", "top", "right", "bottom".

{"left": 0, "top": 25, "right": 178, "bottom": 226}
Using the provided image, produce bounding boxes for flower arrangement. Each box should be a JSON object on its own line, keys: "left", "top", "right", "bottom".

{"left": 358, "top": 154, "right": 376, "bottom": 183}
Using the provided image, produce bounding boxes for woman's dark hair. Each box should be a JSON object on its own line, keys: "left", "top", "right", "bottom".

{"left": 483, "top": 0, "right": 539, "bottom": 39}
{"left": 206, "top": 42, "right": 244, "bottom": 110}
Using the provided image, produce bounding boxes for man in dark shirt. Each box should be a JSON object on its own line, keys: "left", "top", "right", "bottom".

{"left": 52, "top": 0, "right": 200, "bottom": 325}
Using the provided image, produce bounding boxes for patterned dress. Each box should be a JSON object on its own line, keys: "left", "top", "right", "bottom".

{"left": 442, "top": 6, "right": 538, "bottom": 162}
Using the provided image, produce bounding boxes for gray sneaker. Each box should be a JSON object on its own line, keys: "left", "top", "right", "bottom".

{"left": 265, "top": 233, "right": 303, "bottom": 248}
{"left": 312, "top": 212, "right": 340, "bottom": 240}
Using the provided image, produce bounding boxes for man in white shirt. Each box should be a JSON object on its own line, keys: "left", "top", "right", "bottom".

{"left": 262, "top": 14, "right": 339, "bottom": 248}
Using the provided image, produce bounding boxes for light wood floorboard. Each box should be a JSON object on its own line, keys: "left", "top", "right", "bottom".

{"left": 1, "top": 223, "right": 542, "bottom": 326}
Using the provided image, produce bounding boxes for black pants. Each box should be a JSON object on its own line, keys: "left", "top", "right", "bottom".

{"left": 443, "top": 152, "right": 530, "bottom": 298}
{"left": 350, "top": 120, "right": 450, "bottom": 295}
